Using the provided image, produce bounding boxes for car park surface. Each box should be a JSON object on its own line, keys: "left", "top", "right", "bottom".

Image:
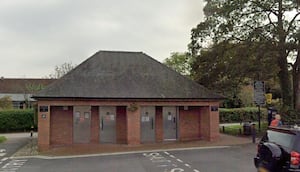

{"left": 7, "top": 143, "right": 257, "bottom": 172}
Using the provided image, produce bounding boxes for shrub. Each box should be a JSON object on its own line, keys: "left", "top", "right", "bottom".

{"left": 0, "top": 96, "right": 13, "bottom": 110}
{"left": 219, "top": 107, "right": 267, "bottom": 123}
{"left": 0, "top": 109, "right": 35, "bottom": 132}
{"left": 282, "top": 109, "right": 300, "bottom": 125}
{"left": 0, "top": 136, "right": 7, "bottom": 143}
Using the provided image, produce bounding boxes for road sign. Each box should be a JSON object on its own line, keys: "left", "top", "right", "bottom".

{"left": 254, "top": 81, "right": 265, "bottom": 106}
{"left": 265, "top": 93, "right": 272, "bottom": 104}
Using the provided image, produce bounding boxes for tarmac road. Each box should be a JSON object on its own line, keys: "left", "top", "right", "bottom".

{"left": 14, "top": 143, "right": 257, "bottom": 172}
{"left": 0, "top": 133, "right": 32, "bottom": 171}
{"left": 0, "top": 133, "right": 32, "bottom": 157}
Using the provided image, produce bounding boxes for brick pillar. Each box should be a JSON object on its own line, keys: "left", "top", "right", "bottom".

{"left": 126, "top": 104, "right": 140, "bottom": 145}
{"left": 38, "top": 104, "right": 51, "bottom": 151}
{"left": 90, "top": 106, "right": 99, "bottom": 144}
{"left": 200, "top": 105, "right": 220, "bottom": 141}
{"left": 155, "top": 106, "right": 163, "bottom": 142}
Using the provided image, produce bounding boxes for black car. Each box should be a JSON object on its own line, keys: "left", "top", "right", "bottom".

{"left": 254, "top": 125, "right": 300, "bottom": 172}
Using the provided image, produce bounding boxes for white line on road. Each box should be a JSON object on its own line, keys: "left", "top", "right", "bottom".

{"left": 1, "top": 158, "right": 8, "bottom": 161}
{"left": 0, "top": 153, "right": 6, "bottom": 157}
{"left": 164, "top": 152, "right": 170, "bottom": 155}
{"left": 193, "top": 169, "right": 200, "bottom": 172}
{"left": 185, "top": 163, "right": 191, "bottom": 168}
{"left": 176, "top": 159, "right": 183, "bottom": 162}
{"left": 169, "top": 155, "right": 175, "bottom": 158}
{"left": 0, "top": 159, "right": 27, "bottom": 172}
{"left": 0, "top": 149, "right": 5, "bottom": 153}
{"left": 157, "top": 164, "right": 169, "bottom": 167}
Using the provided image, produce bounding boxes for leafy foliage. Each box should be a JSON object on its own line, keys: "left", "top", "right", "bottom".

{"left": 238, "top": 85, "right": 255, "bottom": 107}
{"left": 0, "top": 96, "right": 12, "bottom": 110}
{"left": 0, "top": 136, "right": 6, "bottom": 143}
{"left": 0, "top": 109, "right": 35, "bottom": 132}
{"left": 219, "top": 107, "right": 267, "bottom": 123}
{"left": 25, "top": 83, "right": 45, "bottom": 94}
{"left": 163, "top": 52, "right": 191, "bottom": 76}
{"left": 190, "top": 0, "right": 300, "bottom": 109}
{"left": 191, "top": 41, "right": 278, "bottom": 96}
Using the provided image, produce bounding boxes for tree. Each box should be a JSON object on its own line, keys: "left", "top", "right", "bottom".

{"left": 191, "top": 41, "right": 278, "bottom": 107}
{"left": 23, "top": 83, "right": 46, "bottom": 109}
{"left": 292, "top": 47, "right": 300, "bottom": 110}
{"left": 0, "top": 96, "right": 12, "bottom": 110}
{"left": 190, "top": 0, "right": 300, "bottom": 110}
{"left": 163, "top": 52, "right": 191, "bottom": 76}
{"left": 48, "top": 62, "right": 75, "bottom": 79}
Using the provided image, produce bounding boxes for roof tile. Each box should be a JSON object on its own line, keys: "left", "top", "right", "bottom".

{"left": 34, "top": 51, "right": 223, "bottom": 99}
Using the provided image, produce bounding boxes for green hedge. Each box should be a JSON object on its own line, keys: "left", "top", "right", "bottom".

{"left": 0, "top": 136, "right": 7, "bottom": 143}
{"left": 0, "top": 109, "right": 35, "bottom": 132}
{"left": 219, "top": 107, "right": 267, "bottom": 123}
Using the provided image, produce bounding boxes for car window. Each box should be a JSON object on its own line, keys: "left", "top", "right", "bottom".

{"left": 294, "top": 136, "right": 300, "bottom": 152}
{"left": 267, "top": 130, "right": 295, "bottom": 149}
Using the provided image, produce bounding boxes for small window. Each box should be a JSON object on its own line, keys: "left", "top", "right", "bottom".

{"left": 84, "top": 112, "right": 90, "bottom": 119}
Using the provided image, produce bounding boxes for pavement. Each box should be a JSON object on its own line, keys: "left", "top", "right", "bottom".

{"left": 0, "top": 132, "right": 33, "bottom": 157}
{"left": 0, "top": 132, "right": 257, "bottom": 158}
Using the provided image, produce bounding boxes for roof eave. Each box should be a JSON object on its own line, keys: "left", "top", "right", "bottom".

{"left": 32, "top": 96, "right": 225, "bottom": 101}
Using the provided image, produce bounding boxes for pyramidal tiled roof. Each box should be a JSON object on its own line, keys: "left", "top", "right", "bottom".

{"left": 33, "top": 51, "right": 223, "bottom": 99}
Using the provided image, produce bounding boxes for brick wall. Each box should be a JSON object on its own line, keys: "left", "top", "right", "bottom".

{"left": 90, "top": 106, "right": 99, "bottom": 143}
{"left": 200, "top": 105, "right": 220, "bottom": 141}
{"left": 38, "top": 105, "right": 50, "bottom": 151}
{"left": 38, "top": 100, "right": 220, "bottom": 150}
{"left": 155, "top": 106, "right": 163, "bottom": 142}
{"left": 210, "top": 105, "right": 220, "bottom": 141}
{"left": 179, "top": 107, "right": 201, "bottom": 141}
{"left": 50, "top": 106, "right": 73, "bottom": 146}
{"left": 116, "top": 106, "right": 127, "bottom": 144}
{"left": 126, "top": 106, "right": 140, "bottom": 145}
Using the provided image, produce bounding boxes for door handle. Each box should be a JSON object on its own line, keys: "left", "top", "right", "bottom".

{"left": 151, "top": 118, "right": 154, "bottom": 130}
{"left": 101, "top": 117, "right": 104, "bottom": 130}
{"left": 173, "top": 117, "right": 176, "bottom": 123}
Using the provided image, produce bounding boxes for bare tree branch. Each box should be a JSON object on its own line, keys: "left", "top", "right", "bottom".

{"left": 250, "top": 0, "right": 278, "bottom": 16}
{"left": 268, "top": 12, "right": 277, "bottom": 28}
{"left": 287, "top": 12, "right": 300, "bottom": 32}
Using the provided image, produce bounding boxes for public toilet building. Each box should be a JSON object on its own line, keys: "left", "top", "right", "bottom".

{"left": 33, "top": 51, "right": 223, "bottom": 151}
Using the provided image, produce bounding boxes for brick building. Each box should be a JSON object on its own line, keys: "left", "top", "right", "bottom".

{"left": 33, "top": 51, "right": 224, "bottom": 151}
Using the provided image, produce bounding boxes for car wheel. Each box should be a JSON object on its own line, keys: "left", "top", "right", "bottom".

{"left": 258, "top": 143, "right": 282, "bottom": 172}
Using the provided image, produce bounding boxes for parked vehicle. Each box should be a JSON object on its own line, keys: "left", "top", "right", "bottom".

{"left": 254, "top": 125, "right": 300, "bottom": 172}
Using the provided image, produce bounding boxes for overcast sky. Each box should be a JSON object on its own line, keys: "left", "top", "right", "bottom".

{"left": 0, "top": 0, "right": 204, "bottom": 78}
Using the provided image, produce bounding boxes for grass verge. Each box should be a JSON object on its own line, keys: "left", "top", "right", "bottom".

{"left": 0, "top": 136, "right": 7, "bottom": 143}
{"left": 220, "top": 122, "right": 268, "bottom": 136}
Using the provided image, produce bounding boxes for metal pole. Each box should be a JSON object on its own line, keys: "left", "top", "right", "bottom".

{"left": 258, "top": 105, "right": 261, "bottom": 132}
{"left": 252, "top": 123, "right": 256, "bottom": 144}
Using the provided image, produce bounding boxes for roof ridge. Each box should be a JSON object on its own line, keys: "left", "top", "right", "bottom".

{"left": 97, "top": 50, "right": 143, "bottom": 54}
{"left": 0, "top": 78, "right": 55, "bottom": 80}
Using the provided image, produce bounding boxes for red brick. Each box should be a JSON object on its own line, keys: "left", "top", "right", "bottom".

{"left": 50, "top": 106, "right": 73, "bottom": 146}
{"left": 155, "top": 107, "right": 163, "bottom": 142}
{"left": 38, "top": 104, "right": 50, "bottom": 151}
{"left": 38, "top": 100, "right": 221, "bottom": 150}
{"left": 179, "top": 107, "right": 201, "bottom": 141}
{"left": 116, "top": 106, "right": 127, "bottom": 144}
{"left": 90, "top": 106, "right": 99, "bottom": 143}
{"left": 200, "top": 105, "right": 220, "bottom": 141}
{"left": 126, "top": 105, "right": 140, "bottom": 145}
